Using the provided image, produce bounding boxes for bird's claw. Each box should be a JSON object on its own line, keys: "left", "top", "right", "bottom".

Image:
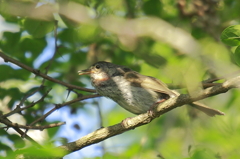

{"left": 148, "top": 99, "right": 166, "bottom": 118}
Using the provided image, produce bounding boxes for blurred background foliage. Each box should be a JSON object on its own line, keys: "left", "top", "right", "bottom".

{"left": 0, "top": 0, "right": 240, "bottom": 158}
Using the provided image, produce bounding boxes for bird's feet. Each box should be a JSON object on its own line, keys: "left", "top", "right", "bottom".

{"left": 147, "top": 99, "right": 166, "bottom": 118}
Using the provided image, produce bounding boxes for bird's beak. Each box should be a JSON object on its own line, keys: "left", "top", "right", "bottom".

{"left": 78, "top": 69, "right": 92, "bottom": 75}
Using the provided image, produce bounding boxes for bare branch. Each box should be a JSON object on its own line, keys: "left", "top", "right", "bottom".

{"left": 0, "top": 51, "right": 95, "bottom": 93}
{"left": 18, "top": 85, "right": 45, "bottom": 107}
{"left": 28, "top": 94, "right": 100, "bottom": 127}
{"left": 203, "top": 70, "right": 240, "bottom": 84}
{"left": 0, "top": 87, "right": 51, "bottom": 146}
{"left": 0, "top": 117, "right": 65, "bottom": 130}
{"left": 2, "top": 88, "right": 52, "bottom": 118}
{"left": 0, "top": 116, "right": 41, "bottom": 147}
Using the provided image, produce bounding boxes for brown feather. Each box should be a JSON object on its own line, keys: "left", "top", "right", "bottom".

{"left": 191, "top": 102, "right": 225, "bottom": 116}
{"left": 124, "top": 71, "right": 176, "bottom": 97}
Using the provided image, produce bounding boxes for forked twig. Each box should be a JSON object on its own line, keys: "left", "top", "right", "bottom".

{"left": 28, "top": 94, "right": 100, "bottom": 127}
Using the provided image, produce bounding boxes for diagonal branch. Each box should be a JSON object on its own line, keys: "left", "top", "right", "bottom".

{"left": 0, "top": 51, "right": 95, "bottom": 93}
{"left": 0, "top": 117, "right": 66, "bottom": 130}
{"left": 0, "top": 116, "right": 42, "bottom": 148}
{"left": 1, "top": 88, "right": 52, "bottom": 118}
{"left": 18, "top": 85, "right": 45, "bottom": 108}
{"left": 28, "top": 94, "right": 100, "bottom": 127}
{"left": 57, "top": 76, "right": 240, "bottom": 156}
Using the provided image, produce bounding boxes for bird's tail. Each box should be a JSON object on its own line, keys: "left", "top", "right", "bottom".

{"left": 190, "top": 102, "right": 225, "bottom": 117}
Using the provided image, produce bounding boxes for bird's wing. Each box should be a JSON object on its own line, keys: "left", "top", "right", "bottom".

{"left": 124, "top": 71, "right": 176, "bottom": 97}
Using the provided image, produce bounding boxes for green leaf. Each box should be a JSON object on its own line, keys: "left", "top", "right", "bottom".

{"left": 233, "top": 45, "right": 240, "bottom": 67}
{"left": 0, "top": 32, "right": 21, "bottom": 54}
{"left": 15, "top": 145, "right": 67, "bottom": 158}
{"left": 23, "top": 18, "right": 54, "bottom": 38}
{"left": 8, "top": 134, "right": 26, "bottom": 149}
{"left": 0, "top": 142, "right": 12, "bottom": 155}
{"left": 20, "top": 37, "right": 47, "bottom": 56}
{"left": 59, "top": 14, "right": 80, "bottom": 28}
{"left": 75, "top": 23, "right": 101, "bottom": 44}
{"left": 0, "top": 0, "right": 20, "bottom": 23}
{"left": 142, "top": 0, "right": 162, "bottom": 17}
{"left": 58, "top": 28, "right": 79, "bottom": 45}
{"left": 221, "top": 25, "right": 240, "bottom": 46}
{"left": 0, "top": 65, "right": 30, "bottom": 81}
{"left": 0, "top": 87, "right": 22, "bottom": 109}
{"left": 189, "top": 148, "right": 216, "bottom": 159}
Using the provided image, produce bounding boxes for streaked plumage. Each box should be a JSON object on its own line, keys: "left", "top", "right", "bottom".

{"left": 78, "top": 61, "right": 224, "bottom": 116}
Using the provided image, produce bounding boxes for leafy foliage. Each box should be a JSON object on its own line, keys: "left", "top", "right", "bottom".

{"left": 0, "top": 0, "right": 240, "bottom": 159}
{"left": 221, "top": 25, "right": 240, "bottom": 67}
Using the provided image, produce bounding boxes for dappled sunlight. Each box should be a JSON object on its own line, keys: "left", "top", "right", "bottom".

{"left": 1, "top": 1, "right": 200, "bottom": 55}
{"left": 1, "top": 0, "right": 240, "bottom": 158}
{"left": 100, "top": 15, "right": 201, "bottom": 54}
{"left": 200, "top": 38, "right": 239, "bottom": 76}
{"left": 2, "top": 1, "right": 55, "bottom": 21}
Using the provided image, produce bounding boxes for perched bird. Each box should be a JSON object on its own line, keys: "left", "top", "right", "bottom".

{"left": 78, "top": 61, "right": 224, "bottom": 116}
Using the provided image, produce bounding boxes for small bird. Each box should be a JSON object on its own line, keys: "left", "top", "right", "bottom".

{"left": 78, "top": 61, "right": 224, "bottom": 116}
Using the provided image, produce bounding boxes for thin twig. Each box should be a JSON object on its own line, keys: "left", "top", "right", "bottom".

{"left": 2, "top": 88, "right": 52, "bottom": 118}
{"left": 0, "top": 116, "right": 41, "bottom": 148}
{"left": 67, "top": 88, "right": 83, "bottom": 97}
{"left": 0, "top": 117, "right": 65, "bottom": 130}
{"left": 96, "top": 102, "right": 104, "bottom": 128}
{"left": 203, "top": 70, "right": 240, "bottom": 83}
{"left": 23, "top": 22, "right": 60, "bottom": 137}
{"left": 44, "top": 20, "right": 59, "bottom": 75}
{"left": 18, "top": 85, "right": 45, "bottom": 108}
{"left": 95, "top": 102, "right": 105, "bottom": 153}
{"left": 28, "top": 94, "right": 100, "bottom": 127}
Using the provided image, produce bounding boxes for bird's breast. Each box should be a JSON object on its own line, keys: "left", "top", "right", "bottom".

{"left": 94, "top": 76, "right": 161, "bottom": 114}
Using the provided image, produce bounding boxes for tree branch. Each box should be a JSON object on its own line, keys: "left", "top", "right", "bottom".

{"left": 57, "top": 76, "right": 240, "bottom": 156}
{"left": 27, "top": 94, "right": 100, "bottom": 127}
{"left": 0, "top": 51, "right": 95, "bottom": 93}
{"left": 0, "top": 118, "right": 66, "bottom": 130}
{"left": 0, "top": 116, "right": 42, "bottom": 148}
{"left": 1, "top": 87, "right": 52, "bottom": 118}
{"left": 0, "top": 51, "right": 100, "bottom": 145}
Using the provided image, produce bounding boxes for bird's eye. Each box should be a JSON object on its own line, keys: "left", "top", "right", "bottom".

{"left": 95, "top": 65, "right": 101, "bottom": 69}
